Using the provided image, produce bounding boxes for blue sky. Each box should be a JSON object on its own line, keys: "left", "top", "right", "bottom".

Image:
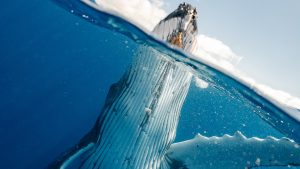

{"left": 165, "top": 1, "right": 300, "bottom": 97}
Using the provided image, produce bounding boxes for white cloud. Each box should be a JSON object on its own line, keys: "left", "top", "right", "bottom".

{"left": 149, "top": 0, "right": 164, "bottom": 7}
{"left": 241, "top": 76, "right": 300, "bottom": 110}
{"left": 191, "top": 34, "right": 241, "bottom": 73}
{"left": 90, "top": 0, "right": 300, "bottom": 111}
{"left": 94, "top": 0, "right": 166, "bottom": 31}
{"left": 192, "top": 35, "right": 300, "bottom": 110}
{"left": 195, "top": 35, "right": 242, "bottom": 65}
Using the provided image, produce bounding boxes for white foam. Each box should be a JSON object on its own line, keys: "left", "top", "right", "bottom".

{"left": 92, "top": 0, "right": 300, "bottom": 111}
{"left": 194, "top": 77, "right": 209, "bottom": 89}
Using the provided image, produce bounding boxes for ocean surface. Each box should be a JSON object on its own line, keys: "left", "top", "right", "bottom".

{"left": 0, "top": 1, "right": 299, "bottom": 169}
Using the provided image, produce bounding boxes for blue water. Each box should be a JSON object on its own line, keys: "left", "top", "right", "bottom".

{"left": 0, "top": 1, "right": 299, "bottom": 169}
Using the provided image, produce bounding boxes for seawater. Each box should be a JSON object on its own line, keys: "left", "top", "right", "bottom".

{"left": 0, "top": 1, "right": 299, "bottom": 169}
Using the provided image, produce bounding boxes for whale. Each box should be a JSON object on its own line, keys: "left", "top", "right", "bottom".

{"left": 48, "top": 1, "right": 300, "bottom": 169}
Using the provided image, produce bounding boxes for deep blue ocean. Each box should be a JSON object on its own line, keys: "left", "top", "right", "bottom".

{"left": 0, "top": 1, "right": 299, "bottom": 169}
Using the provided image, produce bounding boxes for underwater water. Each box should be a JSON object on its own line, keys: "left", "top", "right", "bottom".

{"left": 0, "top": 0, "right": 299, "bottom": 169}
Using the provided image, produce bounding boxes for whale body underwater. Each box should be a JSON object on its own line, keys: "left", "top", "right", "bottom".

{"left": 48, "top": 1, "right": 300, "bottom": 169}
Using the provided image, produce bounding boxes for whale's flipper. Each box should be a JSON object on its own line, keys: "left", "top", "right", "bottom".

{"left": 165, "top": 131, "right": 300, "bottom": 169}
{"left": 47, "top": 80, "right": 126, "bottom": 169}
{"left": 47, "top": 139, "right": 94, "bottom": 169}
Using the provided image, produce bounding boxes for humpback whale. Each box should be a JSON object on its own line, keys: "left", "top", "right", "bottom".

{"left": 48, "top": 1, "right": 300, "bottom": 169}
